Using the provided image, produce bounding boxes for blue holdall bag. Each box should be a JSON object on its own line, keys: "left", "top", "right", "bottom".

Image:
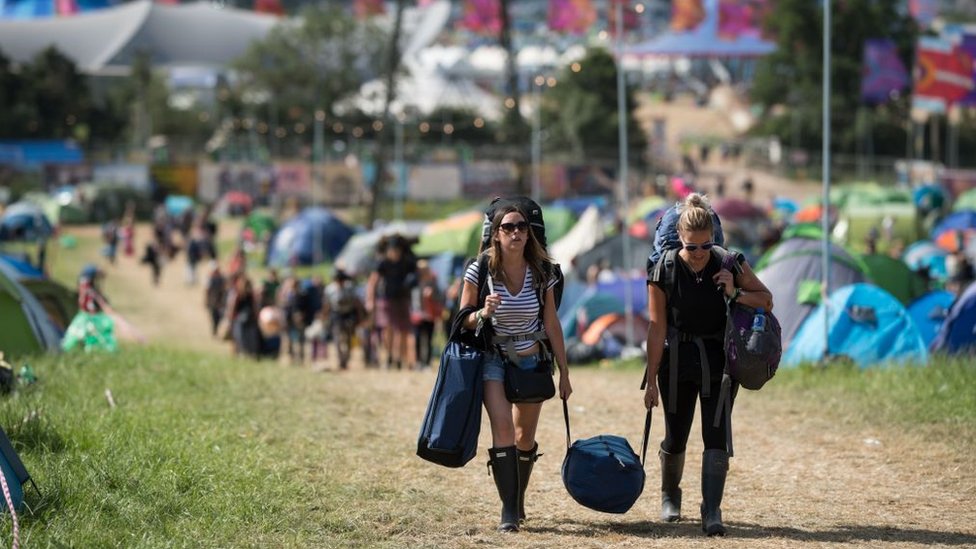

{"left": 417, "top": 341, "right": 486, "bottom": 468}
{"left": 561, "top": 399, "right": 651, "bottom": 514}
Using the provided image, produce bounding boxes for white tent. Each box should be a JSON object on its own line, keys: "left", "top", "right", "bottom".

{"left": 550, "top": 205, "right": 605, "bottom": 269}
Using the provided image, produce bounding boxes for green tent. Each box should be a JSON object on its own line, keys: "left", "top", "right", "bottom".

{"left": 542, "top": 206, "right": 576, "bottom": 245}
{"left": 0, "top": 261, "right": 61, "bottom": 358}
{"left": 953, "top": 188, "right": 976, "bottom": 212}
{"left": 413, "top": 210, "right": 484, "bottom": 257}
{"left": 857, "top": 253, "right": 929, "bottom": 305}
{"left": 244, "top": 210, "right": 277, "bottom": 242}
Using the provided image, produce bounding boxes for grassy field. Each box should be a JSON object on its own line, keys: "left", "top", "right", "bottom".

{"left": 0, "top": 347, "right": 973, "bottom": 547}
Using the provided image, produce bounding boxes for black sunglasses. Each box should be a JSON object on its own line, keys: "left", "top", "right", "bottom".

{"left": 682, "top": 241, "right": 715, "bottom": 252}
{"left": 499, "top": 221, "right": 530, "bottom": 234}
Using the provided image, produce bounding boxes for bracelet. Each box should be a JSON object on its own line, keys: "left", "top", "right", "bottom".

{"left": 731, "top": 287, "right": 742, "bottom": 301}
{"left": 475, "top": 309, "right": 484, "bottom": 323}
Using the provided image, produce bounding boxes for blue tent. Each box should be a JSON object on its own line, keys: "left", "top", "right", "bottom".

{"left": 907, "top": 290, "right": 955, "bottom": 348}
{"left": 902, "top": 240, "right": 948, "bottom": 280}
{"left": 0, "top": 201, "right": 54, "bottom": 242}
{"left": 559, "top": 288, "right": 625, "bottom": 339}
{"left": 784, "top": 283, "right": 927, "bottom": 368}
{"left": 931, "top": 281, "right": 976, "bottom": 355}
{"left": 266, "top": 207, "right": 354, "bottom": 267}
{"left": 930, "top": 210, "right": 976, "bottom": 240}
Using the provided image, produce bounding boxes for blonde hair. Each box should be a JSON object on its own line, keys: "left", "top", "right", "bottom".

{"left": 484, "top": 204, "right": 551, "bottom": 287}
{"left": 678, "top": 193, "right": 714, "bottom": 234}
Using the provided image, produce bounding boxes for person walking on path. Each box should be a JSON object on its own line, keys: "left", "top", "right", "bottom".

{"left": 644, "top": 193, "right": 772, "bottom": 536}
{"left": 366, "top": 235, "right": 417, "bottom": 370}
{"left": 456, "top": 203, "right": 572, "bottom": 533}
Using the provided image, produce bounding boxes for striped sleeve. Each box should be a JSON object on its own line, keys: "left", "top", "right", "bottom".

{"left": 463, "top": 260, "right": 480, "bottom": 285}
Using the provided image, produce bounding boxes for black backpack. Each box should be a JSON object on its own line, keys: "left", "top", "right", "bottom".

{"left": 478, "top": 196, "right": 564, "bottom": 309}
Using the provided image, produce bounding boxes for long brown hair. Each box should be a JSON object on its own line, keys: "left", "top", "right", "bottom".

{"left": 483, "top": 204, "right": 552, "bottom": 288}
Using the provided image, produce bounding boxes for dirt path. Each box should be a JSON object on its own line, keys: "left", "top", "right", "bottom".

{"left": 62, "top": 220, "right": 976, "bottom": 548}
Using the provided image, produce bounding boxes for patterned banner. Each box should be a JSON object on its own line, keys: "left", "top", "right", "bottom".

{"left": 913, "top": 36, "right": 976, "bottom": 113}
{"left": 459, "top": 0, "right": 502, "bottom": 35}
{"left": 909, "top": 0, "right": 938, "bottom": 29}
{"left": 670, "top": 0, "right": 705, "bottom": 32}
{"left": 547, "top": 0, "right": 596, "bottom": 35}
{"left": 860, "top": 39, "right": 909, "bottom": 104}
{"left": 718, "top": 0, "right": 767, "bottom": 40}
{"left": 353, "top": 0, "right": 385, "bottom": 18}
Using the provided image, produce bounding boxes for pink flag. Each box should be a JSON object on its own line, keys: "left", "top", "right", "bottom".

{"left": 460, "top": 0, "right": 502, "bottom": 35}
{"left": 548, "top": 0, "right": 596, "bottom": 35}
{"left": 56, "top": 0, "right": 78, "bottom": 15}
{"left": 718, "top": 0, "right": 768, "bottom": 40}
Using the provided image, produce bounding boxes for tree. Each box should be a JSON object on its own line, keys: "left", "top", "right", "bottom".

{"left": 233, "top": 5, "right": 386, "bottom": 124}
{"left": 540, "top": 47, "right": 646, "bottom": 164}
{"left": 750, "top": 0, "right": 916, "bottom": 155}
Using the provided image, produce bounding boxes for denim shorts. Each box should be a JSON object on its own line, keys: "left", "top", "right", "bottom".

{"left": 483, "top": 352, "right": 539, "bottom": 382}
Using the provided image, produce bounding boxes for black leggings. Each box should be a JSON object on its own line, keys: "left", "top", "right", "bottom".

{"left": 658, "top": 369, "right": 733, "bottom": 454}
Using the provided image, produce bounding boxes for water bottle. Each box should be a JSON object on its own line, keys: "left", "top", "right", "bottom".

{"left": 746, "top": 308, "right": 765, "bottom": 354}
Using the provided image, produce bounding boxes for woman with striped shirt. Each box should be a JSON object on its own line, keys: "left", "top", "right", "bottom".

{"left": 458, "top": 203, "right": 572, "bottom": 533}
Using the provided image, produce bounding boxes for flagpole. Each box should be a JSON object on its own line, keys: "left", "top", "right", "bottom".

{"left": 616, "top": 0, "right": 636, "bottom": 351}
{"left": 821, "top": 0, "right": 832, "bottom": 360}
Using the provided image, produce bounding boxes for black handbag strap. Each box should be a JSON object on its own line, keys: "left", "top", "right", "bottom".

{"left": 561, "top": 398, "right": 653, "bottom": 466}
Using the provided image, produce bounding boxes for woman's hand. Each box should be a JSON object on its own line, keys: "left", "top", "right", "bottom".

{"left": 712, "top": 269, "right": 736, "bottom": 298}
{"left": 558, "top": 370, "right": 573, "bottom": 400}
{"left": 644, "top": 381, "right": 659, "bottom": 410}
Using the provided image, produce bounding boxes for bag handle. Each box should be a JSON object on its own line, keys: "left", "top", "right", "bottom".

{"left": 562, "top": 398, "right": 653, "bottom": 466}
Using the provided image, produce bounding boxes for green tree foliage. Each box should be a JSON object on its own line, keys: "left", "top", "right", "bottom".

{"left": 541, "top": 47, "right": 646, "bottom": 163}
{"left": 233, "top": 5, "right": 386, "bottom": 124}
{"left": 750, "top": 0, "right": 916, "bottom": 155}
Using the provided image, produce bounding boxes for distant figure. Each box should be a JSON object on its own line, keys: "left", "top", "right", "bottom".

{"left": 102, "top": 221, "right": 119, "bottom": 264}
{"left": 140, "top": 242, "right": 162, "bottom": 286}
{"left": 715, "top": 176, "right": 726, "bottom": 198}
{"left": 78, "top": 264, "right": 107, "bottom": 314}
{"left": 366, "top": 235, "right": 417, "bottom": 370}
{"left": 741, "top": 177, "right": 754, "bottom": 200}
{"left": 228, "top": 275, "right": 260, "bottom": 357}
{"left": 325, "top": 269, "right": 366, "bottom": 370}
{"left": 413, "top": 260, "right": 443, "bottom": 370}
{"left": 204, "top": 261, "right": 227, "bottom": 337}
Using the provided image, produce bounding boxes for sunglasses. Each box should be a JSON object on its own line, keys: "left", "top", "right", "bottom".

{"left": 499, "top": 221, "right": 530, "bottom": 234}
{"left": 681, "top": 241, "right": 715, "bottom": 252}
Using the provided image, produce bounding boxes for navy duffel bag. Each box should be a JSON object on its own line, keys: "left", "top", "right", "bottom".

{"left": 561, "top": 399, "right": 651, "bottom": 514}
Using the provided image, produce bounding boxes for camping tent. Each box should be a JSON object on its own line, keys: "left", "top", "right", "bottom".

{"left": 903, "top": 240, "right": 949, "bottom": 280}
{"left": 0, "top": 259, "right": 61, "bottom": 358}
{"left": 550, "top": 205, "right": 604, "bottom": 269}
{"left": 784, "top": 283, "right": 928, "bottom": 368}
{"left": 756, "top": 237, "right": 868, "bottom": 347}
{"left": 412, "top": 210, "right": 483, "bottom": 257}
{"left": 334, "top": 221, "right": 427, "bottom": 277}
{"left": 858, "top": 253, "right": 929, "bottom": 305}
{"left": 907, "top": 290, "right": 955, "bottom": 348}
{"left": 931, "top": 281, "right": 976, "bottom": 354}
{"left": 0, "top": 255, "right": 76, "bottom": 330}
{"left": 265, "top": 207, "right": 354, "bottom": 266}
{"left": 0, "top": 201, "right": 54, "bottom": 242}
{"left": 559, "top": 288, "right": 625, "bottom": 339}
{"left": 572, "top": 234, "right": 652, "bottom": 279}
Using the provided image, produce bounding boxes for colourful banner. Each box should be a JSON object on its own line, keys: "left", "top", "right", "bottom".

{"left": 860, "top": 39, "right": 909, "bottom": 105}
{"left": 670, "top": 0, "right": 705, "bottom": 32}
{"left": 913, "top": 36, "right": 976, "bottom": 113}
{"left": 459, "top": 0, "right": 502, "bottom": 35}
{"left": 547, "top": 0, "right": 596, "bottom": 35}
{"left": 254, "top": 0, "right": 284, "bottom": 16}
{"left": 958, "top": 34, "right": 976, "bottom": 106}
{"left": 353, "top": 0, "right": 385, "bottom": 18}
{"left": 718, "top": 0, "right": 767, "bottom": 40}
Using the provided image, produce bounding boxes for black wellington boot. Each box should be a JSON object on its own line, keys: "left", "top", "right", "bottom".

{"left": 516, "top": 443, "right": 540, "bottom": 525}
{"left": 488, "top": 446, "right": 520, "bottom": 532}
{"left": 700, "top": 449, "right": 729, "bottom": 536}
{"left": 659, "top": 448, "right": 685, "bottom": 522}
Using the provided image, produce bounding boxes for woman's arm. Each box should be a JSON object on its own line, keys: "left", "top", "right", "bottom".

{"left": 458, "top": 278, "right": 482, "bottom": 330}
{"left": 645, "top": 283, "right": 667, "bottom": 409}
{"left": 365, "top": 272, "right": 379, "bottom": 311}
{"left": 542, "top": 286, "right": 572, "bottom": 400}
{"left": 733, "top": 261, "right": 774, "bottom": 311}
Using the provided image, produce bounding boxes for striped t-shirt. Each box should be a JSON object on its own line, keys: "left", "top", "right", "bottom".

{"left": 464, "top": 260, "right": 557, "bottom": 354}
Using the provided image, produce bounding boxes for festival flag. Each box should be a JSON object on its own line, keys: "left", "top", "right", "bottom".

{"left": 909, "top": 0, "right": 938, "bottom": 29}
{"left": 548, "top": 0, "right": 596, "bottom": 35}
{"left": 718, "top": 0, "right": 767, "bottom": 40}
{"left": 254, "top": 0, "right": 284, "bottom": 15}
{"left": 607, "top": 0, "right": 639, "bottom": 35}
{"left": 912, "top": 36, "right": 976, "bottom": 113}
{"left": 56, "top": 0, "right": 78, "bottom": 15}
{"left": 670, "top": 0, "right": 705, "bottom": 33}
{"left": 860, "top": 39, "right": 909, "bottom": 104}
{"left": 354, "top": 0, "right": 385, "bottom": 18}
{"left": 459, "top": 0, "right": 502, "bottom": 35}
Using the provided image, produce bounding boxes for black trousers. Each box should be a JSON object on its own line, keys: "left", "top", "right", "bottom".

{"left": 414, "top": 320, "right": 435, "bottom": 366}
{"left": 658, "top": 349, "right": 733, "bottom": 453}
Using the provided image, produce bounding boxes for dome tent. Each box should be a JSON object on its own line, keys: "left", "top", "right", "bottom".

{"left": 784, "top": 283, "right": 927, "bottom": 368}
{"left": 265, "top": 207, "right": 354, "bottom": 267}
{"left": 0, "top": 258, "right": 61, "bottom": 358}
{"left": 931, "top": 281, "right": 976, "bottom": 355}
